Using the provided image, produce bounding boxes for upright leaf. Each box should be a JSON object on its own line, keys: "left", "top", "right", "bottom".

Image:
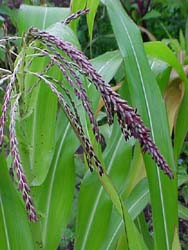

{"left": 172, "top": 228, "right": 181, "bottom": 250}
{"left": 0, "top": 153, "right": 34, "bottom": 250}
{"left": 121, "top": 201, "right": 147, "bottom": 250}
{"left": 34, "top": 115, "right": 78, "bottom": 250}
{"left": 75, "top": 52, "right": 133, "bottom": 250}
{"left": 174, "top": 90, "right": 188, "bottom": 160}
{"left": 144, "top": 41, "right": 188, "bottom": 160}
{"left": 86, "top": 0, "right": 100, "bottom": 42}
{"left": 18, "top": 57, "right": 58, "bottom": 185}
{"left": 136, "top": 213, "right": 154, "bottom": 250}
{"left": 18, "top": 23, "right": 80, "bottom": 185}
{"left": 104, "top": 1, "right": 177, "bottom": 249}
{"left": 101, "top": 178, "right": 150, "bottom": 250}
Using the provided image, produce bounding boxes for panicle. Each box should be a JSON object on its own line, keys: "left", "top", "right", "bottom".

{"left": 63, "top": 8, "right": 89, "bottom": 25}
{"left": 9, "top": 95, "right": 38, "bottom": 221}
{"left": 0, "top": 58, "right": 22, "bottom": 146}
{"left": 31, "top": 46, "right": 102, "bottom": 144}
{"left": 28, "top": 27, "right": 174, "bottom": 178}
{"left": 31, "top": 72, "right": 104, "bottom": 176}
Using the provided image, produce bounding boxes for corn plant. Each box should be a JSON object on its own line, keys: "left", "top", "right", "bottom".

{"left": 0, "top": 1, "right": 187, "bottom": 249}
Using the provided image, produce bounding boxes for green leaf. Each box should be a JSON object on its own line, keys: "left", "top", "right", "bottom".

{"left": 0, "top": 5, "right": 12, "bottom": 16}
{"left": 75, "top": 122, "right": 134, "bottom": 250}
{"left": 178, "top": 202, "right": 188, "bottom": 220}
{"left": 105, "top": 1, "right": 177, "bottom": 249}
{"left": 142, "top": 10, "right": 161, "bottom": 20}
{"left": 34, "top": 114, "right": 78, "bottom": 250}
{"left": 144, "top": 41, "right": 188, "bottom": 84}
{"left": 174, "top": 90, "right": 188, "bottom": 160}
{"left": 148, "top": 58, "right": 171, "bottom": 94}
{"left": 126, "top": 178, "right": 149, "bottom": 219}
{"left": 121, "top": 200, "right": 147, "bottom": 250}
{"left": 185, "top": 17, "right": 188, "bottom": 53}
{"left": 18, "top": 22, "right": 80, "bottom": 186}
{"left": 74, "top": 51, "right": 133, "bottom": 250}
{"left": 144, "top": 41, "right": 188, "bottom": 160}
{"left": 102, "top": 178, "right": 149, "bottom": 250}
{"left": 17, "top": 22, "right": 81, "bottom": 249}
{"left": 18, "top": 55, "right": 58, "bottom": 186}
{"left": 12, "top": 4, "right": 70, "bottom": 34}
{"left": 172, "top": 228, "right": 181, "bottom": 250}
{"left": 75, "top": 171, "right": 113, "bottom": 250}
{"left": 179, "top": 29, "right": 185, "bottom": 50}
{"left": 76, "top": 141, "right": 148, "bottom": 250}
{"left": 0, "top": 152, "right": 34, "bottom": 250}
{"left": 0, "top": 15, "right": 4, "bottom": 22}
{"left": 89, "top": 50, "right": 122, "bottom": 111}
{"left": 47, "top": 22, "right": 80, "bottom": 49}
{"left": 86, "top": 0, "right": 100, "bottom": 42}
{"left": 75, "top": 124, "right": 149, "bottom": 250}
{"left": 136, "top": 213, "right": 154, "bottom": 250}
{"left": 116, "top": 233, "right": 128, "bottom": 250}
{"left": 91, "top": 50, "right": 122, "bottom": 83}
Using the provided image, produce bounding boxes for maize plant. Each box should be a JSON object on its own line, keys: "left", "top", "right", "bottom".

{"left": 0, "top": 2, "right": 183, "bottom": 250}
{"left": 0, "top": 9, "right": 174, "bottom": 221}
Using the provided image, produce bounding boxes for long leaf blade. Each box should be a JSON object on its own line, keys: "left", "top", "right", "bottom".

{"left": 35, "top": 117, "right": 77, "bottom": 250}
{"left": 144, "top": 41, "right": 188, "bottom": 159}
{"left": 86, "top": 0, "right": 100, "bottom": 42}
{"left": 0, "top": 153, "right": 34, "bottom": 250}
{"left": 105, "top": 1, "right": 177, "bottom": 249}
{"left": 75, "top": 52, "right": 131, "bottom": 250}
{"left": 102, "top": 178, "right": 149, "bottom": 250}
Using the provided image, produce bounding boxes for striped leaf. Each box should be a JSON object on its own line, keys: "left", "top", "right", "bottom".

{"left": 0, "top": 152, "right": 34, "bottom": 250}
{"left": 144, "top": 41, "right": 188, "bottom": 160}
{"left": 104, "top": 1, "right": 178, "bottom": 249}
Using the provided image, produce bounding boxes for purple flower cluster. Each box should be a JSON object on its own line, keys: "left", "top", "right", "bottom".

{"left": 28, "top": 26, "right": 174, "bottom": 179}
{"left": 9, "top": 95, "right": 38, "bottom": 221}
{"left": 0, "top": 59, "right": 22, "bottom": 146}
{"left": 63, "top": 8, "right": 89, "bottom": 25}
{"left": 0, "top": 9, "right": 174, "bottom": 223}
{"left": 0, "top": 58, "right": 38, "bottom": 222}
{"left": 29, "top": 44, "right": 103, "bottom": 145}
{"left": 30, "top": 72, "right": 104, "bottom": 176}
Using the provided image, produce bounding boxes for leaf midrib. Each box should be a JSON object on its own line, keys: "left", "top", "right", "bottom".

{"left": 80, "top": 134, "right": 124, "bottom": 250}
{"left": 43, "top": 124, "right": 70, "bottom": 246}
{"left": 117, "top": 9, "right": 170, "bottom": 250}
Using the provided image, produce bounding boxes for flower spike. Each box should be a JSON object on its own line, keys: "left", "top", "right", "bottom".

{"left": 29, "top": 71, "right": 104, "bottom": 176}
{"left": 0, "top": 58, "right": 22, "bottom": 146}
{"left": 63, "top": 8, "right": 89, "bottom": 25}
{"left": 28, "top": 27, "right": 174, "bottom": 178}
{"left": 9, "top": 95, "right": 38, "bottom": 221}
